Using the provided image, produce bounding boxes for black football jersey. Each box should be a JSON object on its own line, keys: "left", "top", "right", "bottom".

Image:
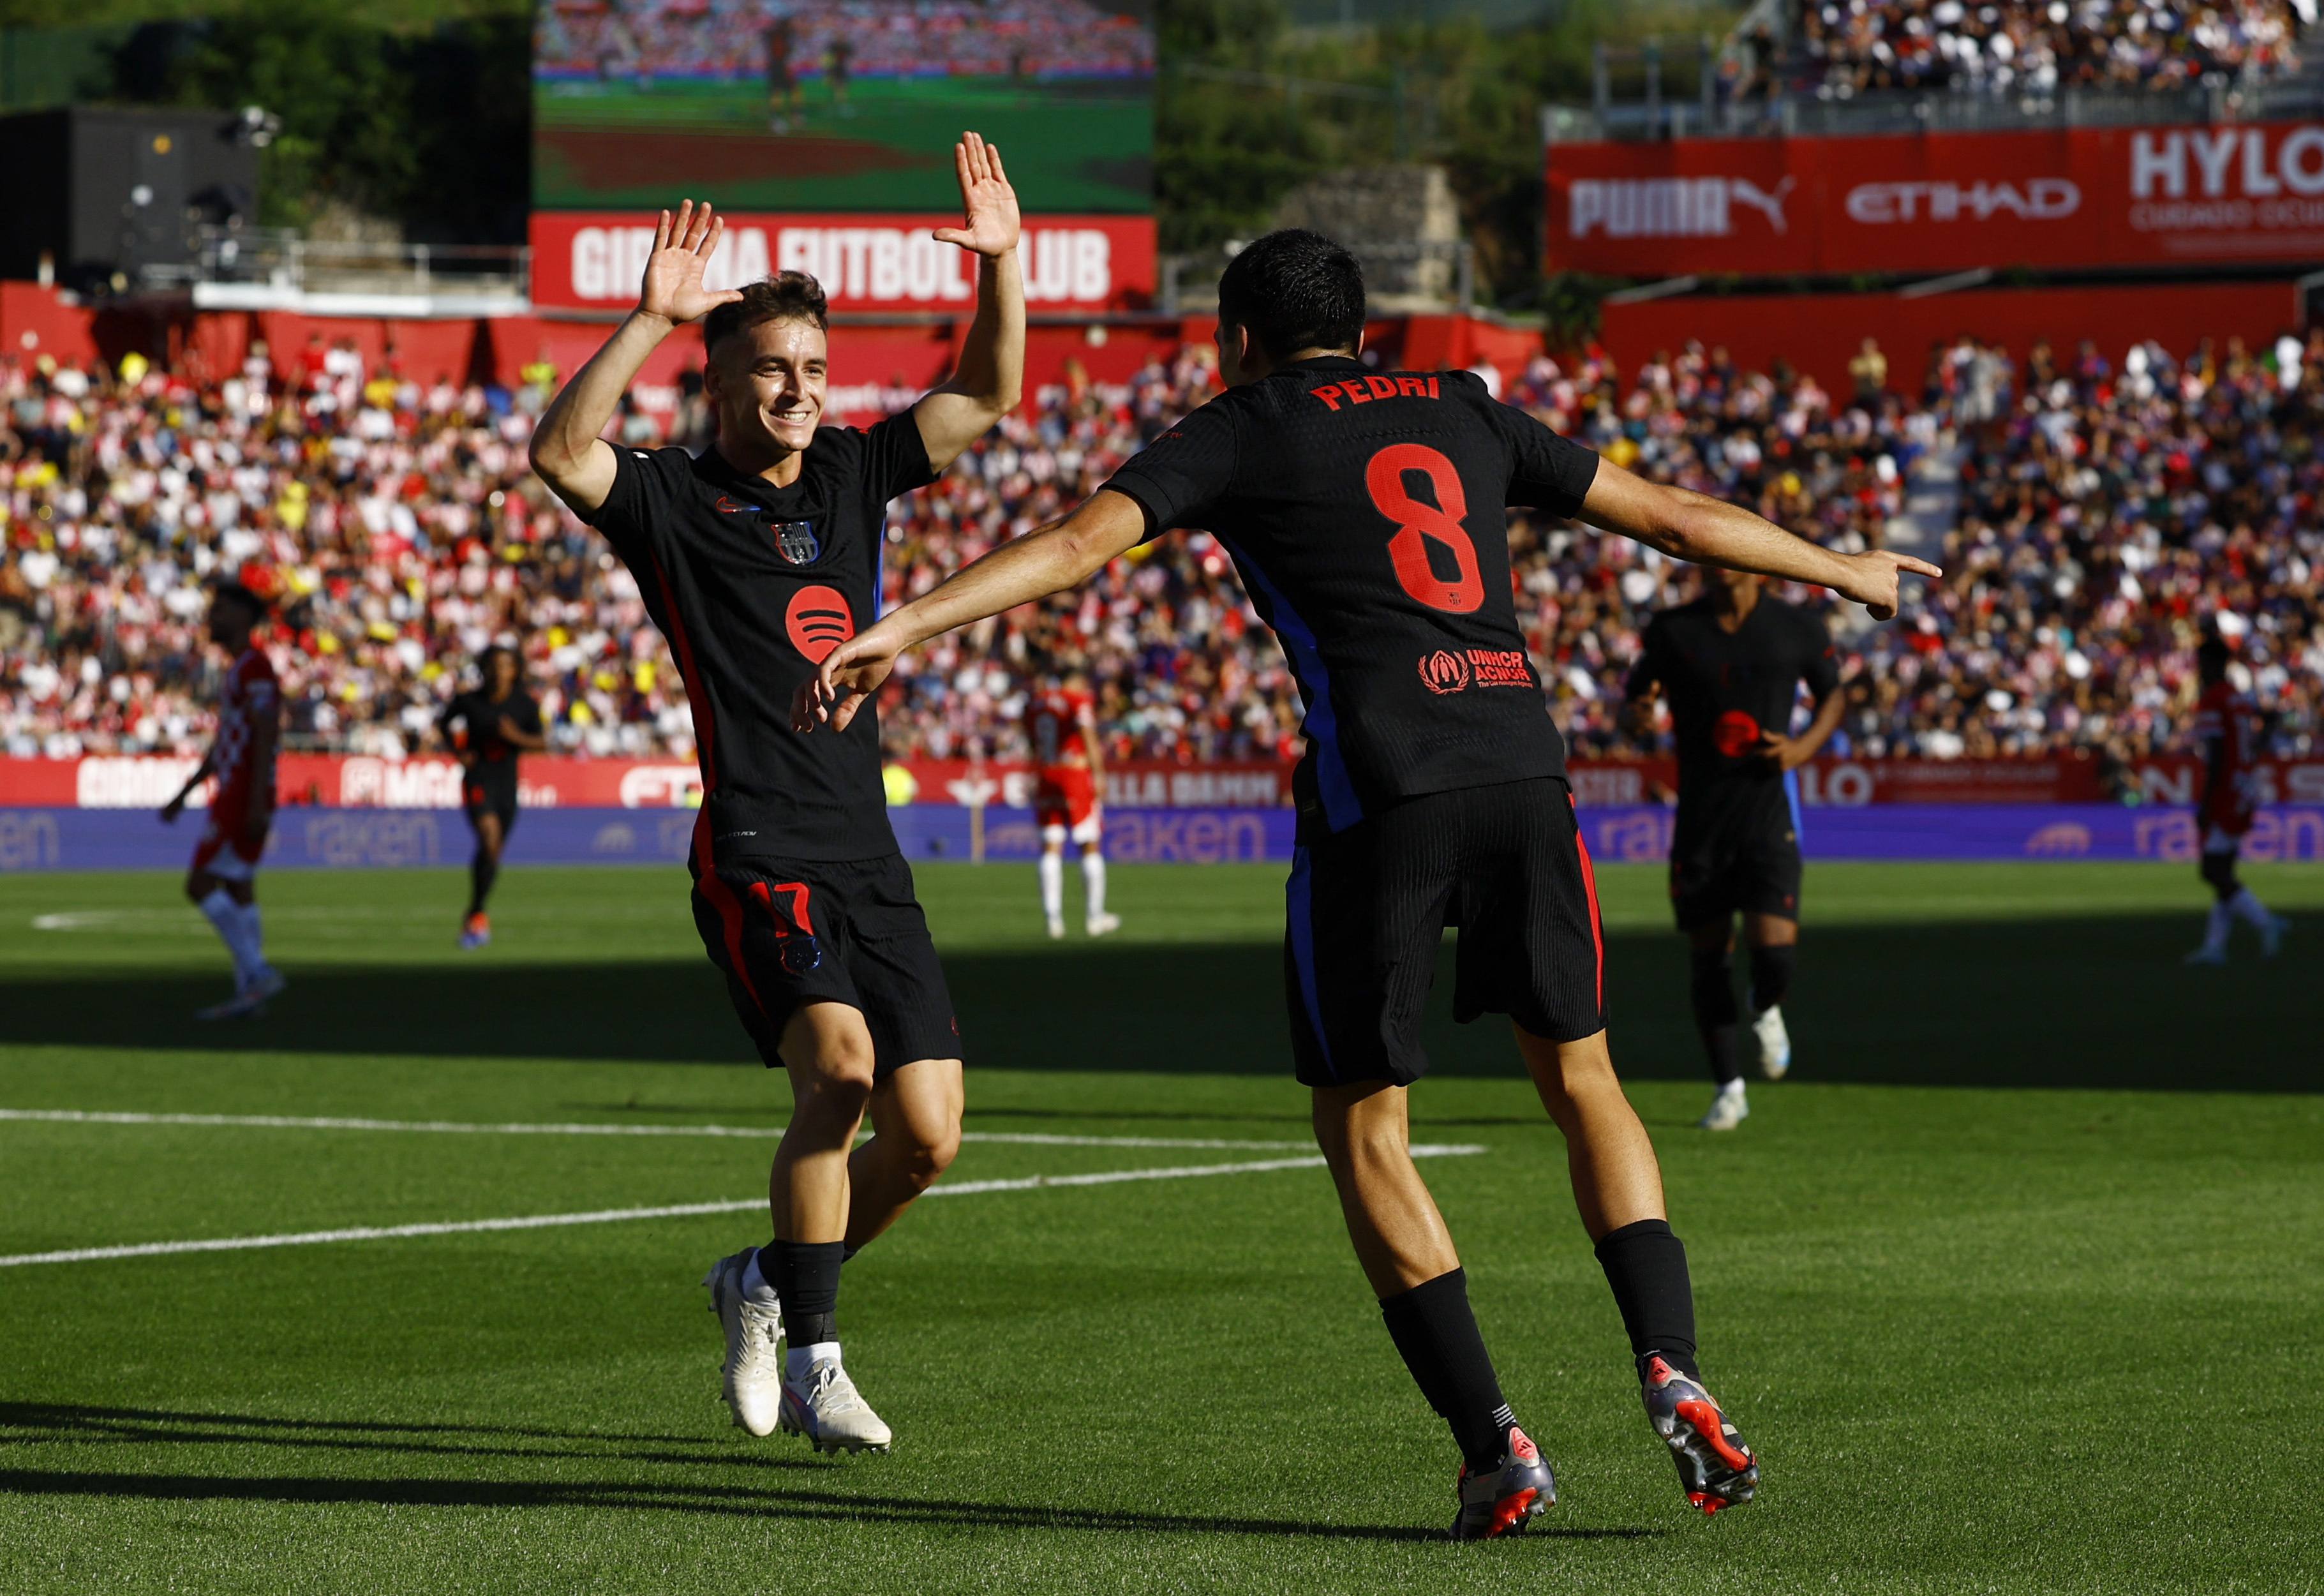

{"left": 587, "top": 416, "right": 934, "bottom": 864}
{"left": 440, "top": 688, "right": 542, "bottom": 792}
{"left": 1104, "top": 356, "right": 1600, "bottom": 834}
{"left": 1625, "top": 594, "right": 1839, "bottom": 847}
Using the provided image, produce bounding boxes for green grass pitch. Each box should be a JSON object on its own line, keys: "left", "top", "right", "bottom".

{"left": 1, "top": 860, "right": 2319, "bottom": 1593}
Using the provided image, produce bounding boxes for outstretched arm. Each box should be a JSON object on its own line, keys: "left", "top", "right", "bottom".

{"left": 912, "top": 133, "right": 1024, "bottom": 472}
{"left": 1580, "top": 459, "right": 1940, "bottom": 620}
{"left": 529, "top": 201, "right": 741, "bottom": 518}
{"left": 794, "top": 489, "right": 1148, "bottom": 733}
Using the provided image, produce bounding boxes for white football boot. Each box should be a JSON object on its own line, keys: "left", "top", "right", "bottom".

{"left": 701, "top": 1249, "right": 785, "bottom": 1437}
{"left": 1750, "top": 1004, "right": 1791, "bottom": 1080}
{"left": 1698, "top": 1082, "right": 1748, "bottom": 1131}
{"left": 1085, "top": 912, "right": 1121, "bottom": 937}
{"left": 1045, "top": 914, "right": 1066, "bottom": 940}
{"left": 780, "top": 1356, "right": 893, "bottom": 1454}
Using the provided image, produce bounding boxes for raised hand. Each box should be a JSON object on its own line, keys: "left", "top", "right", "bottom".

{"left": 931, "top": 131, "right": 1020, "bottom": 259}
{"left": 1832, "top": 549, "right": 1944, "bottom": 622}
{"left": 638, "top": 200, "right": 745, "bottom": 325}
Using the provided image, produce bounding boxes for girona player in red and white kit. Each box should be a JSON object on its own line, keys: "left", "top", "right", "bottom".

{"left": 1025, "top": 671, "right": 1117, "bottom": 937}
{"left": 2186, "top": 626, "right": 2291, "bottom": 964}
{"left": 161, "top": 583, "right": 288, "bottom": 1017}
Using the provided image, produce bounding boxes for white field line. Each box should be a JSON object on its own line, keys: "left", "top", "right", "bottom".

{"left": 0, "top": 1108, "right": 1474, "bottom": 1156}
{"left": 0, "top": 1146, "right": 1482, "bottom": 1270}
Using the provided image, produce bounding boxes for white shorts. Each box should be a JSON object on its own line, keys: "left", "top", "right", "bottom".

{"left": 1041, "top": 810, "right": 1103, "bottom": 848}
{"left": 2203, "top": 824, "right": 2242, "bottom": 856}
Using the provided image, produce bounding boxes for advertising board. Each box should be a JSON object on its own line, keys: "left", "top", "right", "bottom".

{"left": 1547, "top": 122, "right": 2324, "bottom": 277}
{"left": 527, "top": 210, "right": 1156, "bottom": 314}
{"left": 9, "top": 755, "right": 2321, "bottom": 810}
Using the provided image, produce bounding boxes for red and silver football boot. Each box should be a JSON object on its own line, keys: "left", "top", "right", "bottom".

{"left": 1641, "top": 1354, "right": 1758, "bottom": 1514}
{"left": 1449, "top": 1425, "right": 1555, "bottom": 1540}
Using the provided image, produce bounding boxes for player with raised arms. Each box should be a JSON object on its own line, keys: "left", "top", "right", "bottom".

{"left": 1623, "top": 567, "right": 1843, "bottom": 1130}
{"left": 527, "top": 134, "right": 1023, "bottom": 1454}
{"left": 440, "top": 644, "right": 546, "bottom": 950}
{"left": 161, "top": 581, "right": 287, "bottom": 1020}
{"left": 798, "top": 230, "right": 1938, "bottom": 1535}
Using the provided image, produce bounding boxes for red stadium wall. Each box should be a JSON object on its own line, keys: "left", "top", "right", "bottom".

{"left": 1598, "top": 279, "right": 2302, "bottom": 403}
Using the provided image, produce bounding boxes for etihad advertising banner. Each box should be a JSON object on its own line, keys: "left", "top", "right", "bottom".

{"left": 532, "top": 0, "right": 1152, "bottom": 216}
{"left": 528, "top": 210, "right": 1156, "bottom": 313}
{"left": 1547, "top": 122, "right": 2324, "bottom": 276}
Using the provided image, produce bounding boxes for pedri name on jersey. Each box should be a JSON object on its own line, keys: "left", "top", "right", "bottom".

{"left": 1311, "top": 375, "right": 1443, "bottom": 412}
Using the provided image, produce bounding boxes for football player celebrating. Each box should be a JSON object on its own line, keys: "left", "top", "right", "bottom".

{"left": 160, "top": 581, "right": 287, "bottom": 1020}
{"left": 528, "top": 135, "right": 1020, "bottom": 1456}
{"left": 800, "top": 230, "right": 1937, "bottom": 1536}
{"left": 2185, "top": 627, "right": 2291, "bottom": 963}
{"left": 439, "top": 645, "right": 547, "bottom": 950}
{"left": 1623, "top": 567, "right": 1843, "bottom": 1130}
{"left": 1025, "top": 668, "right": 1117, "bottom": 937}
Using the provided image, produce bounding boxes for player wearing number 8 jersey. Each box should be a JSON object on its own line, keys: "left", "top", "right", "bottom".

{"left": 799, "top": 229, "right": 1940, "bottom": 1534}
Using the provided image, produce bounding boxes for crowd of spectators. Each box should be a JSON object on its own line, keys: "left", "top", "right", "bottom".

{"left": 1792, "top": 0, "right": 2306, "bottom": 99}
{"left": 537, "top": 0, "right": 1152, "bottom": 84}
{"left": 3, "top": 315, "right": 2318, "bottom": 778}
{"left": 1518, "top": 327, "right": 2323, "bottom": 768}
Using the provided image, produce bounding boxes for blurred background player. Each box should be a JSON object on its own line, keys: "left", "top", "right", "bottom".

{"left": 1625, "top": 568, "right": 1842, "bottom": 1131}
{"left": 805, "top": 228, "right": 1938, "bottom": 1537}
{"left": 528, "top": 135, "right": 1020, "bottom": 1458}
{"left": 763, "top": 18, "right": 798, "bottom": 131}
{"left": 2186, "top": 625, "right": 2292, "bottom": 964}
{"left": 439, "top": 645, "right": 546, "bottom": 950}
{"left": 1025, "top": 669, "right": 1118, "bottom": 938}
{"left": 160, "top": 582, "right": 286, "bottom": 1020}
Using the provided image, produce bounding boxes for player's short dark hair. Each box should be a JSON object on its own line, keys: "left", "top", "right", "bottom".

{"left": 703, "top": 272, "right": 830, "bottom": 357}
{"left": 480, "top": 643, "right": 519, "bottom": 673}
{"left": 1216, "top": 230, "right": 1366, "bottom": 364}
{"left": 2197, "top": 637, "right": 2231, "bottom": 681}
{"left": 211, "top": 581, "right": 266, "bottom": 619}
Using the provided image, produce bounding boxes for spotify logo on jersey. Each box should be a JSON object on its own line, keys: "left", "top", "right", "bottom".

{"left": 785, "top": 586, "right": 855, "bottom": 663}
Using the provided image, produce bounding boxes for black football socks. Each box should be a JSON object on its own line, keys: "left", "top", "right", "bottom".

{"left": 1688, "top": 946, "right": 1741, "bottom": 1086}
{"left": 1594, "top": 1218, "right": 1701, "bottom": 1380}
{"left": 1380, "top": 1267, "right": 1517, "bottom": 1471}
{"left": 1748, "top": 943, "right": 1796, "bottom": 1015}
{"left": 761, "top": 1238, "right": 844, "bottom": 1348}
{"left": 468, "top": 849, "right": 498, "bottom": 918}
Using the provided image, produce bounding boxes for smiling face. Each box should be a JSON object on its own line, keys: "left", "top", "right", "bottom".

{"left": 704, "top": 315, "right": 828, "bottom": 478}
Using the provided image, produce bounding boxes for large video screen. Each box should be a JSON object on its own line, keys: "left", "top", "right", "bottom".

{"left": 533, "top": 0, "right": 1154, "bottom": 214}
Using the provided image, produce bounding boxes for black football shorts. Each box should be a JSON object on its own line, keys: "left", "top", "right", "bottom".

{"left": 692, "top": 853, "right": 961, "bottom": 1076}
{"left": 1285, "top": 777, "right": 1607, "bottom": 1089}
{"left": 1668, "top": 832, "right": 1803, "bottom": 930}
{"left": 463, "top": 772, "right": 519, "bottom": 837}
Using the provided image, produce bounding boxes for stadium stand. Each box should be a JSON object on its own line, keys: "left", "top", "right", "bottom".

{"left": 1790, "top": 0, "right": 2305, "bottom": 98}
{"left": 535, "top": 0, "right": 1154, "bottom": 83}
{"left": 2, "top": 325, "right": 2316, "bottom": 772}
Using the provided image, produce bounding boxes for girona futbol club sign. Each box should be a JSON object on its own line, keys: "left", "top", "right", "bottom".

{"left": 530, "top": 211, "right": 1158, "bottom": 315}
{"left": 1547, "top": 121, "right": 2324, "bottom": 277}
